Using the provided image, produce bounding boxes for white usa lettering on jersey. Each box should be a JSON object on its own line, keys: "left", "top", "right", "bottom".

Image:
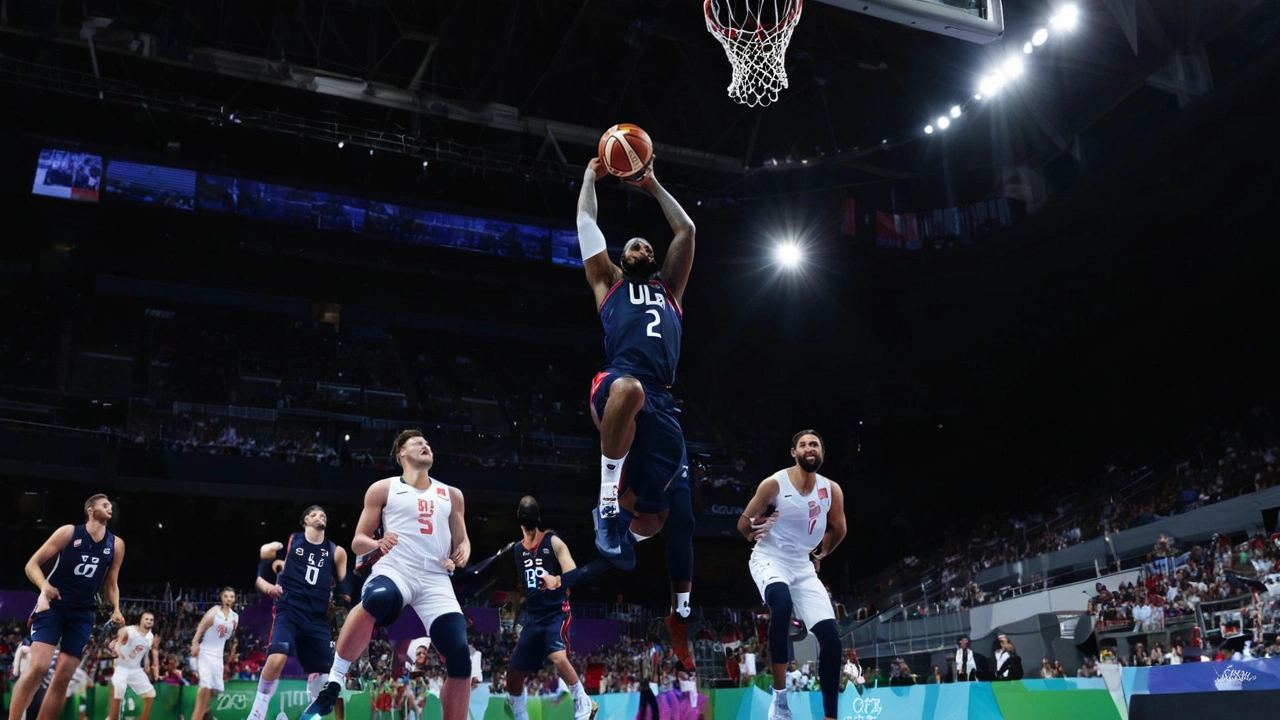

{"left": 377, "top": 477, "right": 455, "bottom": 576}
{"left": 753, "top": 469, "right": 833, "bottom": 559}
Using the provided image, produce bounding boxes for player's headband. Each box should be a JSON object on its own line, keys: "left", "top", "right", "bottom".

{"left": 624, "top": 238, "right": 652, "bottom": 252}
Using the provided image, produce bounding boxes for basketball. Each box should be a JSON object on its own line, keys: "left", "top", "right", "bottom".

{"left": 598, "top": 123, "right": 654, "bottom": 178}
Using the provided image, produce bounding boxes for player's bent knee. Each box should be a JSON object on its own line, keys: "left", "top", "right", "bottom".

{"left": 609, "top": 377, "right": 645, "bottom": 405}
{"left": 428, "top": 613, "right": 471, "bottom": 679}
{"left": 764, "top": 582, "right": 793, "bottom": 615}
{"left": 811, "top": 619, "right": 840, "bottom": 649}
{"left": 360, "top": 576, "right": 405, "bottom": 626}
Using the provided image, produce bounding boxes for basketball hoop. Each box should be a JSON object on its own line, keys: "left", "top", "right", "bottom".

{"left": 704, "top": 0, "right": 803, "bottom": 107}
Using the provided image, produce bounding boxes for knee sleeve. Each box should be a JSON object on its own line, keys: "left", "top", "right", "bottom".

{"left": 812, "top": 619, "right": 841, "bottom": 719}
{"left": 664, "top": 486, "right": 695, "bottom": 583}
{"left": 429, "top": 613, "right": 471, "bottom": 679}
{"left": 359, "top": 576, "right": 404, "bottom": 627}
{"left": 764, "top": 583, "right": 793, "bottom": 663}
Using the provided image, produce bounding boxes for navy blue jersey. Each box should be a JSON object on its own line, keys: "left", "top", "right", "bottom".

{"left": 514, "top": 531, "right": 568, "bottom": 620}
{"left": 599, "top": 277, "right": 682, "bottom": 387}
{"left": 48, "top": 525, "right": 115, "bottom": 610}
{"left": 276, "top": 532, "right": 335, "bottom": 617}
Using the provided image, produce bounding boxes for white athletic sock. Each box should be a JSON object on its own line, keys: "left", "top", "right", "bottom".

{"left": 773, "top": 687, "right": 789, "bottom": 707}
{"left": 328, "top": 656, "right": 352, "bottom": 686}
{"left": 631, "top": 530, "right": 652, "bottom": 542}
{"left": 601, "top": 454, "right": 626, "bottom": 488}
{"left": 246, "top": 679, "right": 278, "bottom": 720}
{"left": 675, "top": 592, "right": 691, "bottom": 618}
{"left": 508, "top": 689, "right": 528, "bottom": 720}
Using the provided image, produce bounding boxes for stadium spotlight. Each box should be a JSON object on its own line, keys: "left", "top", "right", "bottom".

{"left": 422, "top": 160, "right": 429, "bottom": 168}
{"left": 936, "top": 116, "right": 951, "bottom": 130}
{"left": 950, "top": 105, "right": 962, "bottom": 118}
{"left": 775, "top": 242, "right": 802, "bottom": 268}
{"left": 337, "top": 140, "right": 345, "bottom": 149}
{"left": 978, "top": 73, "right": 1003, "bottom": 96}
{"left": 368, "top": 148, "right": 374, "bottom": 156}
{"left": 1032, "top": 28, "right": 1049, "bottom": 46}
{"left": 1003, "top": 56, "right": 1025, "bottom": 78}
{"left": 1023, "top": 42, "right": 1033, "bottom": 54}
{"left": 974, "top": 93, "right": 983, "bottom": 100}
{"left": 1050, "top": 4, "right": 1079, "bottom": 30}
{"left": 924, "top": 124, "right": 934, "bottom": 134}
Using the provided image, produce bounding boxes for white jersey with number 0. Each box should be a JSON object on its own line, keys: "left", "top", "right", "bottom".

{"left": 753, "top": 469, "right": 832, "bottom": 560}
{"left": 377, "top": 477, "right": 455, "bottom": 576}
{"left": 200, "top": 608, "right": 239, "bottom": 653}
{"left": 116, "top": 626, "right": 154, "bottom": 669}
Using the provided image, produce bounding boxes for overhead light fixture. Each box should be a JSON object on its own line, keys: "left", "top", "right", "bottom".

{"left": 1023, "top": 42, "right": 1033, "bottom": 54}
{"left": 924, "top": 125, "right": 934, "bottom": 134}
{"left": 936, "top": 116, "right": 950, "bottom": 130}
{"left": 1032, "top": 28, "right": 1049, "bottom": 46}
{"left": 950, "top": 105, "right": 962, "bottom": 118}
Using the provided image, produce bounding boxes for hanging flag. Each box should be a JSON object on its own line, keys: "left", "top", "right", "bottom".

{"left": 875, "top": 211, "right": 900, "bottom": 249}
{"left": 901, "top": 213, "right": 921, "bottom": 250}
{"left": 839, "top": 198, "right": 858, "bottom": 236}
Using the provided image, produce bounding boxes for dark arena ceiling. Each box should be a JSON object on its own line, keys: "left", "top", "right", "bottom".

{"left": 1, "top": 0, "right": 1276, "bottom": 200}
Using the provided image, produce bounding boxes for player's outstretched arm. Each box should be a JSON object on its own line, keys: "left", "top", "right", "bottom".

{"left": 260, "top": 541, "right": 284, "bottom": 560}
{"left": 577, "top": 158, "right": 622, "bottom": 307}
{"left": 737, "top": 478, "right": 781, "bottom": 542}
{"left": 190, "top": 607, "right": 216, "bottom": 656}
{"left": 354, "top": 479, "right": 393, "bottom": 557}
{"left": 108, "top": 626, "right": 128, "bottom": 657}
{"left": 630, "top": 162, "right": 695, "bottom": 306}
{"left": 813, "top": 482, "right": 847, "bottom": 561}
{"left": 104, "top": 536, "right": 126, "bottom": 626}
{"left": 448, "top": 487, "right": 471, "bottom": 568}
{"left": 26, "top": 524, "right": 75, "bottom": 599}
{"left": 550, "top": 535, "right": 577, "bottom": 573}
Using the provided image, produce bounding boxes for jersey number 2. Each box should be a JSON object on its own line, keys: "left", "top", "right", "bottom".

{"left": 645, "top": 309, "right": 662, "bottom": 338}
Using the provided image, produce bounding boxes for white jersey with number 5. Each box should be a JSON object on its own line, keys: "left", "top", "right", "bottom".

{"left": 116, "top": 626, "right": 154, "bottom": 669}
{"left": 377, "top": 477, "right": 455, "bottom": 577}
{"left": 200, "top": 608, "right": 239, "bottom": 653}
{"left": 753, "top": 469, "right": 832, "bottom": 560}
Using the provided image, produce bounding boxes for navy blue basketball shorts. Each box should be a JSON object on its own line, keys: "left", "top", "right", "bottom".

{"left": 29, "top": 606, "right": 94, "bottom": 658}
{"left": 266, "top": 609, "right": 334, "bottom": 673}
{"left": 590, "top": 370, "right": 690, "bottom": 515}
{"left": 509, "top": 612, "right": 572, "bottom": 672}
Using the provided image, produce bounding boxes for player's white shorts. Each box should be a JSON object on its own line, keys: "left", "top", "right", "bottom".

{"left": 197, "top": 652, "right": 226, "bottom": 692}
{"left": 371, "top": 565, "right": 462, "bottom": 632}
{"left": 749, "top": 551, "right": 836, "bottom": 628}
{"left": 112, "top": 667, "right": 155, "bottom": 699}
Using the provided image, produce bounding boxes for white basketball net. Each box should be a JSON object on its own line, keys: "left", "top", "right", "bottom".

{"left": 704, "top": 0, "right": 803, "bottom": 107}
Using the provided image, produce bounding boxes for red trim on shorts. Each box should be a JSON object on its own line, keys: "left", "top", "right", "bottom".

{"left": 589, "top": 371, "right": 610, "bottom": 406}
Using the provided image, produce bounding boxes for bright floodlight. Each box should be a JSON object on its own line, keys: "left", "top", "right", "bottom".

{"left": 1023, "top": 42, "right": 1033, "bottom": 54}
{"left": 1051, "top": 4, "right": 1079, "bottom": 30}
{"left": 1032, "top": 28, "right": 1049, "bottom": 46}
{"left": 950, "top": 105, "right": 962, "bottom": 118}
{"left": 924, "top": 124, "right": 934, "bottom": 134}
{"left": 978, "top": 73, "right": 1003, "bottom": 96}
{"left": 1003, "top": 56, "right": 1025, "bottom": 78}
{"left": 776, "top": 242, "right": 802, "bottom": 267}
{"left": 974, "top": 93, "right": 983, "bottom": 100}
{"left": 937, "top": 116, "right": 950, "bottom": 130}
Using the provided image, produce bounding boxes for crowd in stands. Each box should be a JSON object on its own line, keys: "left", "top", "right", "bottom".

{"left": 853, "top": 412, "right": 1280, "bottom": 621}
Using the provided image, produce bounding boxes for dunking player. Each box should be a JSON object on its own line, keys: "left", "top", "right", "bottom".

{"left": 106, "top": 610, "right": 158, "bottom": 720}
{"left": 738, "top": 431, "right": 847, "bottom": 720}
{"left": 506, "top": 496, "right": 596, "bottom": 720}
{"left": 189, "top": 587, "right": 239, "bottom": 720}
{"left": 576, "top": 156, "right": 698, "bottom": 669}
{"left": 303, "top": 430, "right": 473, "bottom": 720}
{"left": 8, "top": 494, "right": 126, "bottom": 720}
{"left": 246, "top": 506, "right": 347, "bottom": 720}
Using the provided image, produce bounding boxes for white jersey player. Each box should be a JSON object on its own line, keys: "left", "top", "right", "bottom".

{"left": 107, "top": 611, "right": 158, "bottom": 720}
{"left": 738, "top": 430, "right": 846, "bottom": 720}
{"left": 190, "top": 587, "right": 239, "bottom": 720}
{"left": 303, "top": 429, "right": 473, "bottom": 720}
